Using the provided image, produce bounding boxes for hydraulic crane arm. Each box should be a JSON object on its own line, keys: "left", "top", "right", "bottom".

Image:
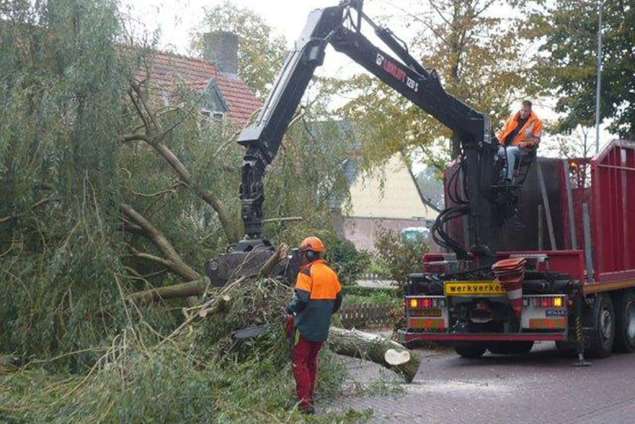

{"left": 234, "top": 0, "right": 498, "bottom": 258}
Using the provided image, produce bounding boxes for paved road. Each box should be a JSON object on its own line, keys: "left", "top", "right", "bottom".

{"left": 334, "top": 342, "right": 635, "bottom": 424}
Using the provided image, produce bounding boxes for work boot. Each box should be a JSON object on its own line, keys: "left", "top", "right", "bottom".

{"left": 299, "top": 403, "right": 315, "bottom": 415}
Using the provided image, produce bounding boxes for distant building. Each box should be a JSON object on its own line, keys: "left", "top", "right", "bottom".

{"left": 334, "top": 152, "right": 439, "bottom": 252}
{"left": 134, "top": 31, "right": 261, "bottom": 126}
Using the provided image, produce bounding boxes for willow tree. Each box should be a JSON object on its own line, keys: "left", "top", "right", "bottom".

{"left": 0, "top": 0, "right": 245, "bottom": 364}
{"left": 0, "top": 0, "right": 134, "bottom": 365}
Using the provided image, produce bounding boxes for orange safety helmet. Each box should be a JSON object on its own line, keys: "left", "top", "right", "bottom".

{"left": 299, "top": 236, "right": 326, "bottom": 253}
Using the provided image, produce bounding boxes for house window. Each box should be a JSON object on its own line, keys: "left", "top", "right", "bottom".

{"left": 200, "top": 80, "right": 229, "bottom": 128}
{"left": 200, "top": 108, "right": 224, "bottom": 122}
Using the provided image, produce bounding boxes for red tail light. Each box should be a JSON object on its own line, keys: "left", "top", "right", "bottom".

{"left": 406, "top": 297, "right": 446, "bottom": 309}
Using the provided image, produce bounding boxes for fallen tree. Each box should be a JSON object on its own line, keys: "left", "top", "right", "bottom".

{"left": 127, "top": 242, "right": 421, "bottom": 384}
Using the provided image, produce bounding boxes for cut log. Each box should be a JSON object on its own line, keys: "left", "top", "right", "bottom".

{"left": 328, "top": 327, "right": 421, "bottom": 383}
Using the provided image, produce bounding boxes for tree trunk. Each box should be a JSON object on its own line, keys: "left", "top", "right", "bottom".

{"left": 127, "top": 277, "right": 210, "bottom": 304}
{"left": 121, "top": 203, "right": 200, "bottom": 281}
{"left": 328, "top": 327, "right": 421, "bottom": 383}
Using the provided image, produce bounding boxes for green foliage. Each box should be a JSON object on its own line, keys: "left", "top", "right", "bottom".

{"left": 325, "top": 238, "right": 371, "bottom": 286}
{"left": 262, "top": 111, "right": 356, "bottom": 248}
{"left": 373, "top": 228, "right": 428, "bottom": 289}
{"left": 342, "top": 286, "right": 397, "bottom": 298}
{"left": 0, "top": 2, "right": 386, "bottom": 421}
{"left": 524, "top": 0, "right": 635, "bottom": 138}
{"left": 0, "top": 0, "right": 354, "bottom": 368}
{"left": 0, "top": 336, "right": 354, "bottom": 423}
{"left": 0, "top": 0, "right": 135, "bottom": 363}
{"left": 191, "top": 1, "right": 287, "bottom": 99}
{"left": 0, "top": 279, "right": 363, "bottom": 423}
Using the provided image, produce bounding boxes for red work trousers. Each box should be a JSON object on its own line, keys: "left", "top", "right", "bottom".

{"left": 292, "top": 334, "right": 323, "bottom": 409}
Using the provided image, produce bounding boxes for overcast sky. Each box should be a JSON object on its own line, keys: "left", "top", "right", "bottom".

{"left": 121, "top": 0, "right": 411, "bottom": 80}
{"left": 122, "top": 0, "right": 394, "bottom": 51}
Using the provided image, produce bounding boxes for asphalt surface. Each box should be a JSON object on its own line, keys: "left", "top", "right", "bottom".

{"left": 333, "top": 342, "right": 635, "bottom": 424}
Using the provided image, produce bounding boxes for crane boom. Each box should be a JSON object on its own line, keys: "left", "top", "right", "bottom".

{"left": 209, "top": 1, "right": 500, "bottom": 287}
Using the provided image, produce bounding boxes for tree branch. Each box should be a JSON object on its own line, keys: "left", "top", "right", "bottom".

{"left": 427, "top": 0, "right": 452, "bottom": 27}
{"left": 121, "top": 203, "right": 200, "bottom": 281}
{"left": 127, "top": 278, "right": 210, "bottom": 304}
{"left": 0, "top": 196, "right": 56, "bottom": 224}
{"left": 132, "top": 252, "right": 198, "bottom": 281}
{"left": 121, "top": 133, "right": 148, "bottom": 144}
{"left": 125, "top": 82, "right": 240, "bottom": 242}
{"left": 127, "top": 89, "right": 151, "bottom": 133}
{"left": 261, "top": 216, "right": 303, "bottom": 224}
{"left": 150, "top": 142, "right": 239, "bottom": 242}
{"left": 127, "top": 244, "right": 288, "bottom": 305}
{"left": 132, "top": 181, "right": 184, "bottom": 198}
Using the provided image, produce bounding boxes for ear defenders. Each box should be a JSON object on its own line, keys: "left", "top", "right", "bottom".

{"left": 304, "top": 250, "right": 320, "bottom": 262}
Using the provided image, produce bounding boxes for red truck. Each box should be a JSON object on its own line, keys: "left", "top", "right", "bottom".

{"left": 400, "top": 140, "right": 635, "bottom": 360}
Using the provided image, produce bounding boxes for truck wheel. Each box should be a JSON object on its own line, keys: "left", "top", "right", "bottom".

{"left": 454, "top": 344, "right": 487, "bottom": 358}
{"left": 614, "top": 290, "right": 635, "bottom": 353}
{"left": 488, "top": 341, "right": 534, "bottom": 355}
{"left": 587, "top": 294, "right": 615, "bottom": 358}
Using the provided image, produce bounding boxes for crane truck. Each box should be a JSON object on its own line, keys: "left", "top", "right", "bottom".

{"left": 206, "top": 0, "right": 635, "bottom": 361}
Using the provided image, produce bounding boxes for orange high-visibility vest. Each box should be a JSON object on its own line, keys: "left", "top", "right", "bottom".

{"left": 497, "top": 111, "right": 543, "bottom": 146}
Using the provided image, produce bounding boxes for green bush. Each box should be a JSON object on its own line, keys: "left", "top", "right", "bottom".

{"left": 373, "top": 228, "right": 429, "bottom": 290}
{"left": 325, "top": 238, "right": 371, "bottom": 285}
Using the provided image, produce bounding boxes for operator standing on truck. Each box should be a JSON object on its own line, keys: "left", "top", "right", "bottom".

{"left": 286, "top": 236, "right": 343, "bottom": 414}
{"left": 497, "top": 100, "right": 544, "bottom": 182}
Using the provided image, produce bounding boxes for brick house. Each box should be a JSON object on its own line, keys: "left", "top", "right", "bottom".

{"left": 135, "top": 31, "right": 261, "bottom": 127}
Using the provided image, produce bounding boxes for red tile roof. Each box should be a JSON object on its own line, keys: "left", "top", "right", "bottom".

{"left": 136, "top": 50, "right": 261, "bottom": 126}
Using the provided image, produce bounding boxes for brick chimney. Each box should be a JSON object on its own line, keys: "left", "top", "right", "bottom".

{"left": 202, "top": 31, "right": 239, "bottom": 76}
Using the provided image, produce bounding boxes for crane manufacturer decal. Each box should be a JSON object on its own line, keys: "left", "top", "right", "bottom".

{"left": 376, "top": 53, "right": 419, "bottom": 93}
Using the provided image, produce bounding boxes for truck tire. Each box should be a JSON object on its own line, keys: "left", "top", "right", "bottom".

{"left": 454, "top": 344, "right": 487, "bottom": 358}
{"left": 586, "top": 294, "right": 615, "bottom": 358}
{"left": 613, "top": 290, "right": 635, "bottom": 353}
{"left": 488, "top": 341, "right": 534, "bottom": 355}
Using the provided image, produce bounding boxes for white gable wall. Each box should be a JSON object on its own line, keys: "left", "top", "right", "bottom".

{"left": 347, "top": 153, "right": 436, "bottom": 221}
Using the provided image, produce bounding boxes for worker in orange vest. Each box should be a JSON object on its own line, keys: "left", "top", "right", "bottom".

{"left": 286, "top": 236, "right": 342, "bottom": 414}
{"left": 497, "top": 100, "right": 544, "bottom": 182}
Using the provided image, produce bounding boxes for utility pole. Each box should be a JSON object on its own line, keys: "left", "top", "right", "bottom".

{"left": 594, "top": 0, "right": 603, "bottom": 154}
